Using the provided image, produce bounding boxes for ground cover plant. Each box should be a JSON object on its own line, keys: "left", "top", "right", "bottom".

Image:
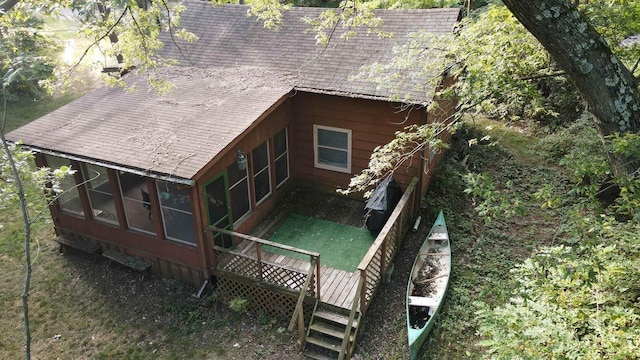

{"left": 3, "top": 2, "right": 640, "bottom": 359}
{"left": 2, "top": 113, "right": 610, "bottom": 360}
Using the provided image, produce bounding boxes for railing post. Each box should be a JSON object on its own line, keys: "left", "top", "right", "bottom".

{"left": 359, "top": 269, "right": 367, "bottom": 313}
{"left": 315, "top": 256, "right": 321, "bottom": 300}
{"left": 381, "top": 236, "right": 387, "bottom": 273}
{"left": 297, "top": 306, "right": 305, "bottom": 350}
{"left": 256, "top": 243, "right": 263, "bottom": 280}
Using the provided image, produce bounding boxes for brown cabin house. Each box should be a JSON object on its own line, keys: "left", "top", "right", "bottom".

{"left": 7, "top": 3, "right": 459, "bottom": 358}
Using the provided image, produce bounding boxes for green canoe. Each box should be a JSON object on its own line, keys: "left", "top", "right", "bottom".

{"left": 406, "top": 210, "right": 451, "bottom": 360}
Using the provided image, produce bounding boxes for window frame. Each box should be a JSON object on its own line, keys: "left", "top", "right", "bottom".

{"left": 252, "top": 141, "right": 272, "bottom": 206}
{"left": 273, "top": 128, "right": 289, "bottom": 188}
{"left": 45, "top": 155, "right": 85, "bottom": 217}
{"left": 156, "top": 180, "right": 197, "bottom": 246}
{"left": 226, "top": 164, "right": 251, "bottom": 225}
{"left": 81, "top": 163, "right": 119, "bottom": 225}
{"left": 313, "top": 124, "right": 352, "bottom": 173}
{"left": 118, "top": 171, "right": 156, "bottom": 236}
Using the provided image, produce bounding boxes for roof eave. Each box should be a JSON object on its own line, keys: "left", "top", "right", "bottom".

{"left": 294, "top": 86, "right": 432, "bottom": 107}
{"left": 16, "top": 144, "right": 195, "bottom": 186}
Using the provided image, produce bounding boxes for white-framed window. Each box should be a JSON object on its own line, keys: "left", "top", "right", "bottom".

{"left": 313, "top": 125, "right": 352, "bottom": 173}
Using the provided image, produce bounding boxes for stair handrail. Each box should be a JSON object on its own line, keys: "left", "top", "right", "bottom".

{"left": 288, "top": 256, "right": 319, "bottom": 331}
{"left": 338, "top": 273, "right": 366, "bottom": 360}
{"left": 338, "top": 177, "right": 419, "bottom": 359}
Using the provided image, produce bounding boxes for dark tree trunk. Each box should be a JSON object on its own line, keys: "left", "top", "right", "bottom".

{"left": 503, "top": 0, "right": 640, "bottom": 175}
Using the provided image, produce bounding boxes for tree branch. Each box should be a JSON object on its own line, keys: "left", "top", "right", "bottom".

{"left": 0, "top": 0, "right": 19, "bottom": 13}
{"left": 66, "top": 6, "right": 130, "bottom": 74}
{"left": 128, "top": 7, "right": 151, "bottom": 58}
{"left": 630, "top": 55, "right": 640, "bottom": 76}
{"left": 519, "top": 70, "right": 566, "bottom": 81}
{"left": 159, "top": 0, "right": 194, "bottom": 66}
{"left": 1, "top": 85, "right": 34, "bottom": 360}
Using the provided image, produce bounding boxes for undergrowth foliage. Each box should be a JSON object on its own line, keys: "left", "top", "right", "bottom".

{"left": 0, "top": 143, "right": 71, "bottom": 259}
{"left": 476, "top": 216, "right": 640, "bottom": 359}
{"left": 463, "top": 121, "right": 640, "bottom": 358}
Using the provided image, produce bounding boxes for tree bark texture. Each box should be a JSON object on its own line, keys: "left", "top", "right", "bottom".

{"left": 502, "top": 0, "right": 640, "bottom": 175}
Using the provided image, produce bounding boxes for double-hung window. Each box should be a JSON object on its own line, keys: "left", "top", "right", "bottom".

{"left": 313, "top": 125, "right": 352, "bottom": 173}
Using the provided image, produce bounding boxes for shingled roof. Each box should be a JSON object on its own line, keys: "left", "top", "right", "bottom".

{"left": 8, "top": 67, "right": 294, "bottom": 182}
{"left": 162, "top": 2, "right": 461, "bottom": 102}
{"left": 7, "top": 3, "right": 460, "bottom": 182}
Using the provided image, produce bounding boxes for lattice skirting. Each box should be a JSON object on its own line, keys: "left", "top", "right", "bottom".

{"left": 217, "top": 276, "right": 314, "bottom": 322}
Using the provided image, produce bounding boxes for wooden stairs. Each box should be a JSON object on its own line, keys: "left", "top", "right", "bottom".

{"left": 302, "top": 304, "right": 361, "bottom": 360}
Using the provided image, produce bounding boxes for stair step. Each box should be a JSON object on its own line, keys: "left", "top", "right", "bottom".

{"left": 306, "top": 335, "right": 342, "bottom": 353}
{"left": 314, "top": 310, "right": 359, "bottom": 328}
{"left": 302, "top": 349, "right": 337, "bottom": 360}
{"left": 309, "top": 322, "right": 355, "bottom": 341}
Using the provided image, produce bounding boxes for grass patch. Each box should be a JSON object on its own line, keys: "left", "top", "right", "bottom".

{"left": 265, "top": 213, "right": 375, "bottom": 272}
{"left": 465, "top": 115, "right": 544, "bottom": 165}
{"left": 2, "top": 94, "right": 82, "bottom": 133}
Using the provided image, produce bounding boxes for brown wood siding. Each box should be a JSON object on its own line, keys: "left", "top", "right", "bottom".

{"left": 39, "top": 153, "right": 204, "bottom": 280}
{"left": 421, "top": 75, "right": 458, "bottom": 196}
{"left": 195, "top": 99, "right": 293, "bottom": 271}
{"left": 290, "top": 92, "right": 424, "bottom": 192}
{"left": 53, "top": 213, "right": 202, "bottom": 268}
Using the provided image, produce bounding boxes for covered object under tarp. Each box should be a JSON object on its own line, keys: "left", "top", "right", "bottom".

{"left": 365, "top": 177, "right": 403, "bottom": 232}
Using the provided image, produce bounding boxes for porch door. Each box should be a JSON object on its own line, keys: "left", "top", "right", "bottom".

{"left": 205, "top": 174, "right": 234, "bottom": 248}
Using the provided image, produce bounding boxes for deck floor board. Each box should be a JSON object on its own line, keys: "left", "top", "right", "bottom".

{"left": 226, "top": 188, "right": 374, "bottom": 310}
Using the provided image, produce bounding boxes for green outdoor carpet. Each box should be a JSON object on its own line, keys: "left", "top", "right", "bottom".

{"left": 264, "top": 213, "right": 375, "bottom": 273}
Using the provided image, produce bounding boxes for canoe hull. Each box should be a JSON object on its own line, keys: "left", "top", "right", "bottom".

{"left": 406, "top": 210, "right": 451, "bottom": 360}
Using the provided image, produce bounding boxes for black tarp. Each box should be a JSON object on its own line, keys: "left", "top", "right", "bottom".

{"left": 365, "top": 177, "right": 403, "bottom": 232}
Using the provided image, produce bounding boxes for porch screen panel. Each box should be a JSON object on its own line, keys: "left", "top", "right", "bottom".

{"left": 118, "top": 171, "right": 155, "bottom": 235}
{"left": 227, "top": 164, "right": 250, "bottom": 224}
{"left": 205, "top": 176, "right": 233, "bottom": 248}
{"left": 81, "top": 163, "right": 118, "bottom": 225}
{"left": 157, "top": 180, "right": 196, "bottom": 245}
{"left": 252, "top": 141, "right": 271, "bottom": 205}
{"left": 45, "top": 155, "right": 84, "bottom": 217}
{"left": 273, "top": 128, "right": 289, "bottom": 188}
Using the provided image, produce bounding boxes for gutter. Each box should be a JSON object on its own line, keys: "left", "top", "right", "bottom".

{"left": 18, "top": 145, "right": 194, "bottom": 186}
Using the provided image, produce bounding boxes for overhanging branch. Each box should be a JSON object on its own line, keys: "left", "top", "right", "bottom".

{"left": 519, "top": 70, "right": 566, "bottom": 81}
{"left": 67, "top": 6, "right": 130, "bottom": 73}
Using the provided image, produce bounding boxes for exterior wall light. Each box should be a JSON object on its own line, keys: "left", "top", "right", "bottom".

{"left": 236, "top": 150, "right": 247, "bottom": 171}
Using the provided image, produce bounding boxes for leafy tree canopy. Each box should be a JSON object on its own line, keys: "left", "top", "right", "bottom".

{"left": 0, "top": 0, "right": 197, "bottom": 98}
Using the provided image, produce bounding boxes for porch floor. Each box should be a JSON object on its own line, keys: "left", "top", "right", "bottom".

{"left": 243, "top": 186, "right": 371, "bottom": 310}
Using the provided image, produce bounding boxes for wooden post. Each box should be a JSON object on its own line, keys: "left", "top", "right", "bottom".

{"left": 359, "top": 269, "right": 367, "bottom": 313}
{"left": 256, "top": 243, "right": 263, "bottom": 280}
{"left": 381, "top": 237, "right": 387, "bottom": 273}
{"left": 315, "top": 256, "right": 321, "bottom": 300}
{"left": 297, "top": 305, "right": 305, "bottom": 350}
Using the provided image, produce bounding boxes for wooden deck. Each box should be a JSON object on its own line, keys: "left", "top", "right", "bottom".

{"left": 235, "top": 240, "right": 361, "bottom": 309}
{"left": 237, "top": 187, "right": 368, "bottom": 310}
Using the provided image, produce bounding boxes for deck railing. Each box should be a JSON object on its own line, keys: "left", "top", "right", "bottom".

{"left": 210, "top": 227, "right": 321, "bottom": 296}
{"left": 209, "top": 227, "right": 321, "bottom": 332}
{"left": 339, "top": 177, "right": 419, "bottom": 358}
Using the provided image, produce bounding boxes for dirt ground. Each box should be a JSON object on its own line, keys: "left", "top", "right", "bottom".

{"left": 37, "top": 209, "right": 431, "bottom": 360}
